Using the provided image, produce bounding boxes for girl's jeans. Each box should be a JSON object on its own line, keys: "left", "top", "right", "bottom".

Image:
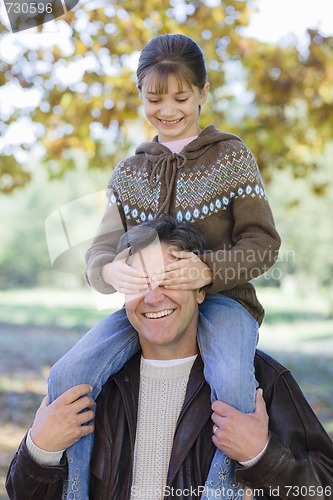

{"left": 48, "top": 294, "right": 258, "bottom": 500}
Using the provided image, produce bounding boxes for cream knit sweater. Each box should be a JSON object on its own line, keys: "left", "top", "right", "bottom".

{"left": 131, "top": 356, "right": 196, "bottom": 500}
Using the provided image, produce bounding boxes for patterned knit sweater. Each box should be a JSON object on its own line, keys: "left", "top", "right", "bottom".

{"left": 85, "top": 125, "right": 281, "bottom": 325}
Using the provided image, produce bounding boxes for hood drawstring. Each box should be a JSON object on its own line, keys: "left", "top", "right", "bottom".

{"left": 148, "top": 153, "right": 188, "bottom": 217}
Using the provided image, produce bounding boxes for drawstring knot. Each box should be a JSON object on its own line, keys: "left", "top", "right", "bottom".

{"left": 148, "top": 153, "right": 188, "bottom": 216}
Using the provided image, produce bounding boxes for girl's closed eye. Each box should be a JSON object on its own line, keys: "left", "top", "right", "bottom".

{"left": 148, "top": 97, "right": 188, "bottom": 104}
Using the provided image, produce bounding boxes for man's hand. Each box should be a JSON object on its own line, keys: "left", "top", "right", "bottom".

{"left": 30, "top": 384, "right": 95, "bottom": 452}
{"left": 152, "top": 250, "right": 213, "bottom": 290}
{"left": 211, "top": 389, "right": 269, "bottom": 462}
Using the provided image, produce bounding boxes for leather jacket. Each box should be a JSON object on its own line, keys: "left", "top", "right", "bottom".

{"left": 6, "top": 350, "right": 333, "bottom": 499}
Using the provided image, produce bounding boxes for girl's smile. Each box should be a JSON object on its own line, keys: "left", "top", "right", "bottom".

{"left": 140, "top": 74, "right": 209, "bottom": 142}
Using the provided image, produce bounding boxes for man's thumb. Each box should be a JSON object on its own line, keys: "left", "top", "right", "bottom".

{"left": 255, "top": 388, "right": 266, "bottom": 414}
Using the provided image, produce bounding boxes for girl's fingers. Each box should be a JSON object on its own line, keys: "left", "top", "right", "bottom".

{"left": 120, "top": 288, "right": 148, "bottom": 295}
{"left": 164, "top": 284, "right": 190, "bottom": 290}
{"left": 164, "top": 262, "right": 184, "bottom": 272}
{"left": 153, "top": 269, "right": 183, "bottom": 282}
{"left": 120, "top": 275, "right": 149, "bottom": 287}
{"left": 160, "top": 272, "right": 187, "bottom": 284}
{"left": 169, "top": 250, "right": 194, "bottom": 259}
{"left": 163, "top": 279, "right": 187, "bottom": 287}
{"left": 114, "top": 247, "right": 131, "bottom": 260}
{"left": 118, "top": 280, "right": 149, "bottom": 293}
{"left": 123, "top": 266, "right": 148, "bottom": 278}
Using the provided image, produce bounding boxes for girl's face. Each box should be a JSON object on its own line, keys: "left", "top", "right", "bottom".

{"left": 139, "top": 74, "right": 209, "bottom": 142}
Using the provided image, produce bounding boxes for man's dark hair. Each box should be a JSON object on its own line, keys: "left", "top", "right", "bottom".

{"left": 117, "top": 216, "right": 207, "bottom": 256}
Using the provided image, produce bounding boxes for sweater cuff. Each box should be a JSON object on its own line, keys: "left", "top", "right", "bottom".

{"left": 238, "top": 439, "right": 269, "bottom": 468}
{"left": 86, "top": 260, "right": 117, "bottom": 294}
{"left": 26, "top": 429, "right": 65, "bottom": 466}
{"left": 235, "top": 433, "right": 292, "bottom": 487}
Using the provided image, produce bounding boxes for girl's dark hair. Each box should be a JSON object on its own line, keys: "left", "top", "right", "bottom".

{"left": 137, "top": 34, "right": 208, "bottom": 93}
{"left": 117, "top": 216, "right": 207, "bottom": 256}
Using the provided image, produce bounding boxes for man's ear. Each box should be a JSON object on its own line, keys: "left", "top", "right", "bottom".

{"left": 197, "top": 289, "right": 206, "bottom": 305}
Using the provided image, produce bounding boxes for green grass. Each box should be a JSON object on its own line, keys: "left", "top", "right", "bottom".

{"left": 1, "top": 286, "right": 333, "bottom": 499}
{"left": 0, "top": 287, "right": 118, "bottom": 330}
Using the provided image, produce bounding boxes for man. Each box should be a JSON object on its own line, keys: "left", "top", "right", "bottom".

{"left": 6, "top": 218, "right": 333, "bottom": 499}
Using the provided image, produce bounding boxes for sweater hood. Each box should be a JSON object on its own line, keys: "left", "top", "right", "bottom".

{"left": 135, "top": 124, "right": 242, "bottom": 160}
{"left": 134, "top": 125, "right": 243, "bottom": 217}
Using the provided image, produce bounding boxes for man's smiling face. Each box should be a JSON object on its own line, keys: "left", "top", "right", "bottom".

{"left": 125, "top": 242, "right": 205, "bottom": 360}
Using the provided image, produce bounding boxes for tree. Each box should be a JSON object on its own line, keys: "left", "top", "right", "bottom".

{"left": 1, "top": 0, "right": 333, "bottom": 193}
{"left": 236, "top": 29, "right": 333, "bottom": 188}
{"left": 0, "top": 0, "right": 254, "bottom": 191}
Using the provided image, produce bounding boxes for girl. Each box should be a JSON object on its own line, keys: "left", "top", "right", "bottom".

{"left": 48, "top": 34, "right": 280, "bottom": 500}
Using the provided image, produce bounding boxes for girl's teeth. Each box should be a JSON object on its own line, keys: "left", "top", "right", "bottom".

{"left": 161, "top": 119, "right": 181, "bottom": 124}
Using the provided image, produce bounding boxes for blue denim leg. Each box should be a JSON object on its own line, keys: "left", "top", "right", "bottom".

{"left": 48, "top": 307, "right": 140, "bottom": 500}
{"left": 197, "top": 294, "right": 259, "bottom": 500}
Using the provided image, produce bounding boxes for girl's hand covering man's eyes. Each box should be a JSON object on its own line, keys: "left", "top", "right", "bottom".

{"left": 102, "top": 248, "right": 149, "bottom": 294}
{"left": 152, "top": 250, "right": 213, "bottom": 290}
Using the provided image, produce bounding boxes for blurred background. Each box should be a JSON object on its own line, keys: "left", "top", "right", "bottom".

{"left": 1, "top": 0, "right": 333, "bottom": 496}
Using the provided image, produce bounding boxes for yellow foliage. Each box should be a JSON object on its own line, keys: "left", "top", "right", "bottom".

{"left": 1, "top": 1, "right": 333, "bottom": 192}
{"left": 211, "top": 9, "right": 224, "bottom": 23}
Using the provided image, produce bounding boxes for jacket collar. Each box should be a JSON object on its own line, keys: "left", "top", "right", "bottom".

{"left": 113, "top": 352, "right": 141, "bottom": 452}
{"left": 167, "top": 355, "right": 212, "bottom": 485}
